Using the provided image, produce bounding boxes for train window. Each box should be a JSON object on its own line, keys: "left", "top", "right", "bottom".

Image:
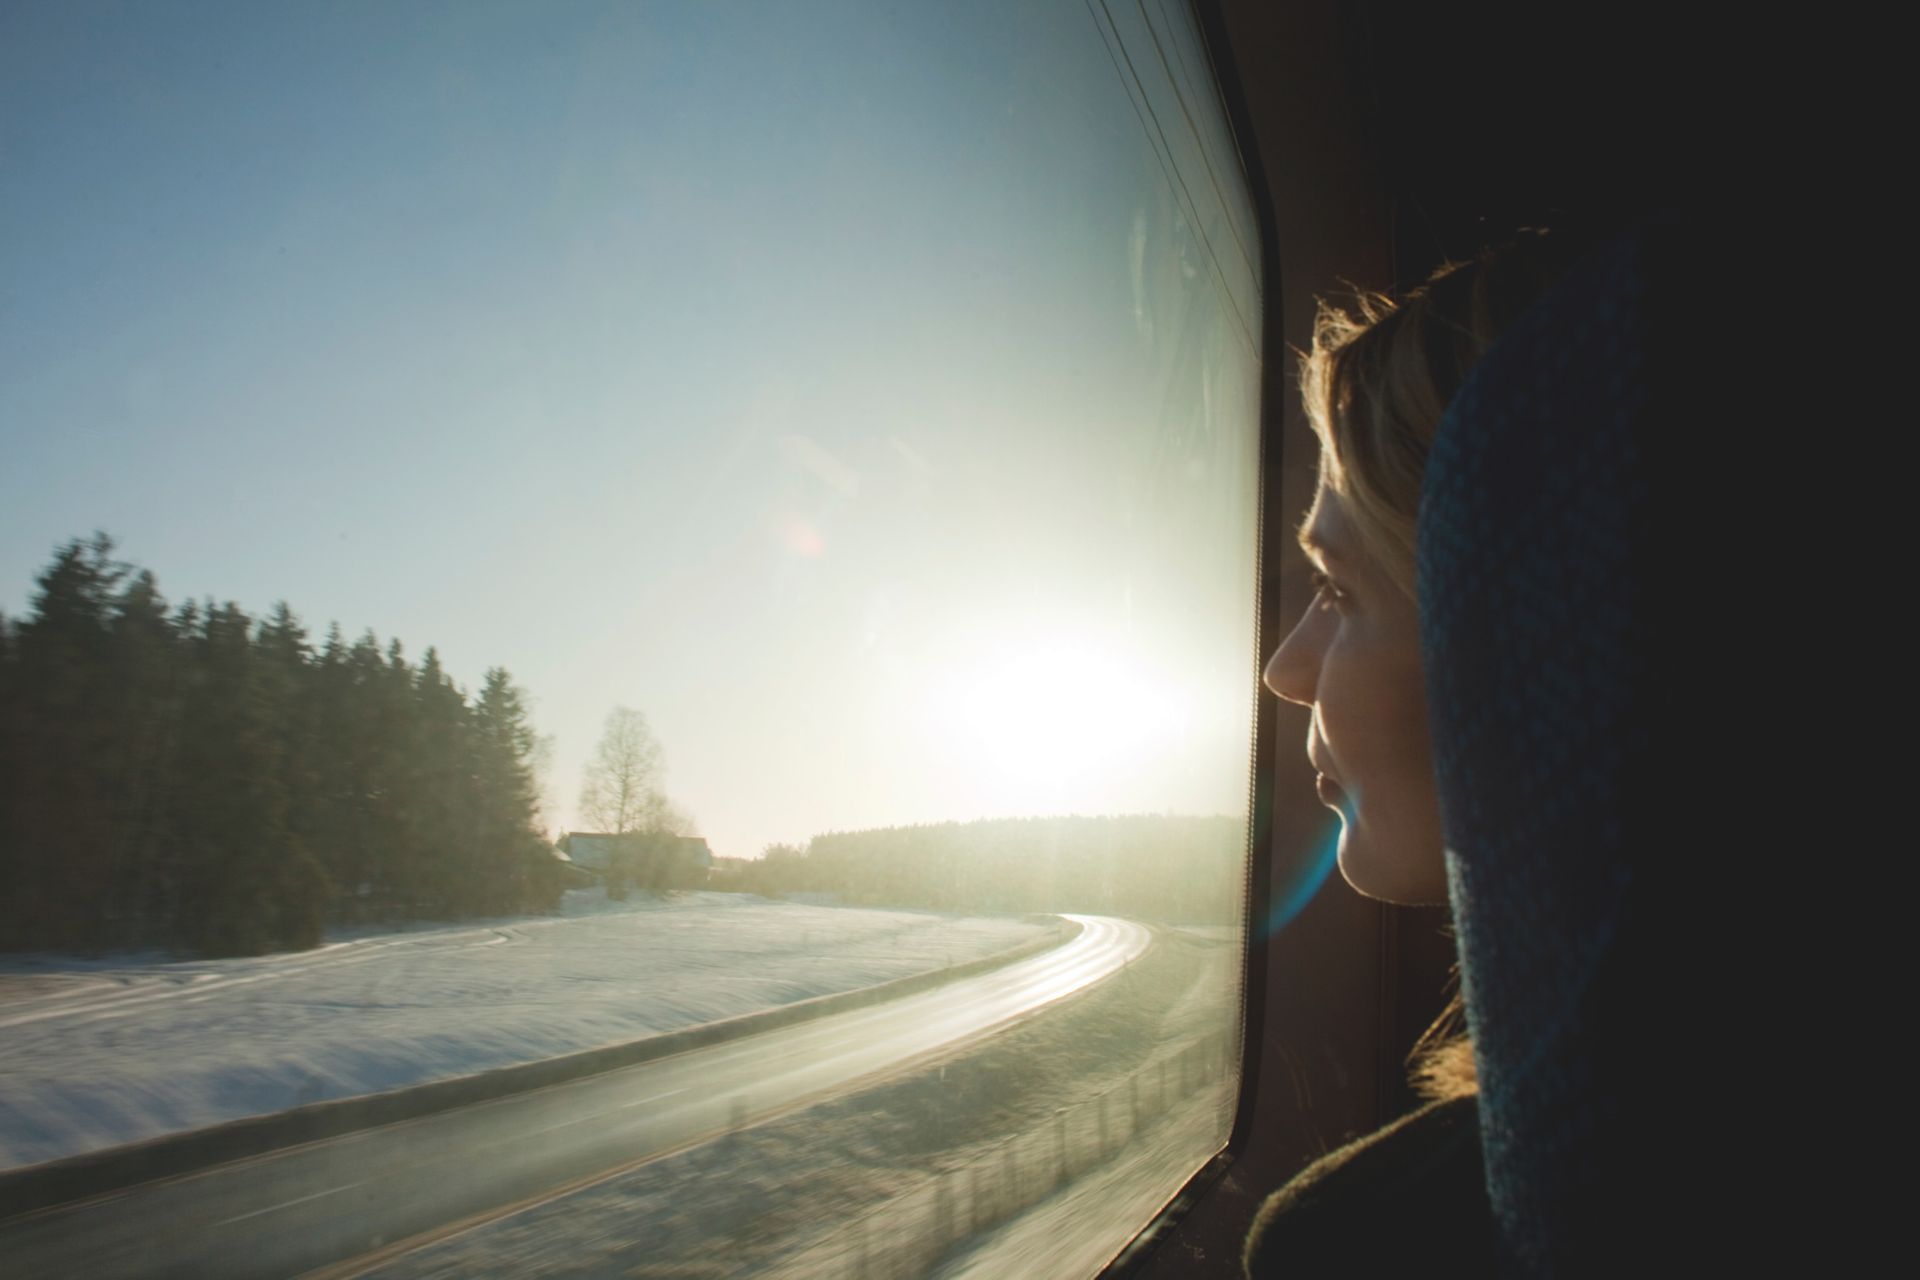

{"left": 0, "top": 1, "right": 1261, "bottom": 1275}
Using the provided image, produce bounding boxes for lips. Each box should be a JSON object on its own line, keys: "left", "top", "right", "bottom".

{"left": 1308, "top": 744, "right": 1346, "bottom": 808}
{"left": 1308, "top": 745, "right": 1340, "bottom": 790}
{"left": 1307, "top": 735, "right": 1345, "bottom": 808}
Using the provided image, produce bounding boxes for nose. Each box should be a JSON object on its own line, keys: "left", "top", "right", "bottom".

{"left": 1263, "top": 605, "right": 1324, "bottom": 707}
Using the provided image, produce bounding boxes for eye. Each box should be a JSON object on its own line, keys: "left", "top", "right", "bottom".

{"left": 1309, "top": 569, "right": 1350, "bottom": 610}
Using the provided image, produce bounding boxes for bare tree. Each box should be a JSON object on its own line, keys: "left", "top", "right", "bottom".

{"left": 578, "top": 706, "right": 665, "bottom": 836}
{"left": 650, "top": 794, "right": 697, "bottom": 837}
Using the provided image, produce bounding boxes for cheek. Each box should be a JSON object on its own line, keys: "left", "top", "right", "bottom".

{"left": 1320, "top": 637, "right": 1431, "bottom": 782}
{"left": 1311, "top": 638, "right": 1372, "bottom": 726}
{"left": 1378, "top": 663, "right": 1434, "bottom": 769}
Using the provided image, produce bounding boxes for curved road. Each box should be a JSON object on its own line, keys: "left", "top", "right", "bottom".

{"left": 0, "top": 915, "right": 1150, "bottom": 1279}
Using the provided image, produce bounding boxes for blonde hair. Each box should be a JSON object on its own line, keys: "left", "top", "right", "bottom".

{"left": 1302, "top": 233, "right": 1578, "bottom": 1100}
{"left": 1409, "top": 969, "right": 1478, "bottom": 1102}
{"left": 1300, "top": 230, "right": 1574, "bottom": 595}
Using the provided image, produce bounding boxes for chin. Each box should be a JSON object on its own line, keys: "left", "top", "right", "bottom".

{"left": 1335, "top": 824, "right": 1449, "bottom": 907}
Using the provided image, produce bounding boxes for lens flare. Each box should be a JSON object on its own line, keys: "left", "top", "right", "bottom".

{"left": 1262, "top": 818, "right": 1341, "bottom": 938}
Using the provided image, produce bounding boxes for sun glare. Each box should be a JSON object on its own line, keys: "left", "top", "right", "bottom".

{"left": 925, "top": 636, "right": 1190, "bottom": 810}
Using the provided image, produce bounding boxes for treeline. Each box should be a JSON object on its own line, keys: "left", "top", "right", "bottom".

{"left": 713, "top": 814, "right": 1245, "bottom": 924}
{"left": 0, "top": 535, "right": 563, "bottom": 957}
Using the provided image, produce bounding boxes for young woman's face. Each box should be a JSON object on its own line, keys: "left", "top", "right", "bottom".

{"left": 1263, "top": 485, "right": 1448, "bottom": 905}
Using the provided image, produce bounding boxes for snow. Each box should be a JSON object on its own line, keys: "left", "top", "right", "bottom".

{"left": 347, "top": 925, "right": 1241, "bottom": 1279}
{"left": 0, "top": 890, "right": 1054, "bottom": 1170}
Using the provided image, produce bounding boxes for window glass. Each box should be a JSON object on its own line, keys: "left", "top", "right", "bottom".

{"left": 0, "top": 2, "right": 1260, "bottom": 1274}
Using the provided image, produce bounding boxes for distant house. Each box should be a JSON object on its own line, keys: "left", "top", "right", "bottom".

{"left": 555, "top": 832, "right": 623, "bottom": 872}
{"left": 556, "top": 832, "right": 714, "bottom": 890}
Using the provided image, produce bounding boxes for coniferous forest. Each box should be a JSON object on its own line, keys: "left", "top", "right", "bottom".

{"left": 0, "top": 535, "right": 563, "bottom": 957}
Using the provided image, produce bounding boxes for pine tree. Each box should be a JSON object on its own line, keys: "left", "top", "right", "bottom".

{"left": 0, "top": 608, "right": 23, "bottom": 946}
{"left": 303, "top": 623, "right": 361, "bottom": 918}
{"left": 472, "top": 669, "right": 562, "bottom": 914}
{"left": 340, "top": 630, "right": 394, "bottom": 917}
{"left": 105, "top": 568, "right": 180, "bottom": 942}
{"left": 5, "top": 534, "right": 129, "bottom": 948}
{"left": 409, "top": 647, "right": 471, "bottom": 915}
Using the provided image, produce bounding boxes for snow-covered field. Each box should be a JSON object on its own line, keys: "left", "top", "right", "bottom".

{"left": 0, "top": 890, "right": 1054, "bottom": 1170}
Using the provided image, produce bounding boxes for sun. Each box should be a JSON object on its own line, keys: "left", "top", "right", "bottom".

{"left": 923, "top": 635, "right": 1189, "bottom": 812}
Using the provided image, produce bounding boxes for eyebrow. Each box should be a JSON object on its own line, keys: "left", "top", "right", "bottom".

{"left": 1296, "top": 522, "right": 1352, "bottom": 567}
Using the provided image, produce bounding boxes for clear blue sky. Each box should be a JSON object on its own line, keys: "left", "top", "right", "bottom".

{"left": 1, "top": 0, "right": 1261, "bottom": 859}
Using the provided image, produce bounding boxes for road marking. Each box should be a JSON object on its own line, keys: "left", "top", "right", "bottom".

{"left": 521, "top": 1086, "right": 690, "bottom": 1137}
{"left": 213, "top": 1179, "right": 368, "bottom": 1227}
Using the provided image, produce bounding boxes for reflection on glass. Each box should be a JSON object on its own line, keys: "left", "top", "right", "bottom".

{"left": 0, "top": 0, "right": 1259, "bottom": 1274}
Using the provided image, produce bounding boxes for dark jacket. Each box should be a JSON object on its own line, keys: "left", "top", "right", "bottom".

{"left": 1242, "top": 1095, "right": 1493, "bottom": 1277}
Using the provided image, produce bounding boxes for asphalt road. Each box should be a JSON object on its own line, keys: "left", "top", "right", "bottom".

{"left": 0, "top": 914, "right": 1150, "bottom": 1279}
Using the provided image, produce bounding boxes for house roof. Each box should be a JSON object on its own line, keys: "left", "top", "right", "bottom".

{"left": 556, "top": 832, "right": 713, "bottom": 866}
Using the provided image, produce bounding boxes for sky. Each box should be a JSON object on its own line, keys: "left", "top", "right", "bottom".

{"left": 0, "top": 0, "right": 1263, "bottom": 860}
